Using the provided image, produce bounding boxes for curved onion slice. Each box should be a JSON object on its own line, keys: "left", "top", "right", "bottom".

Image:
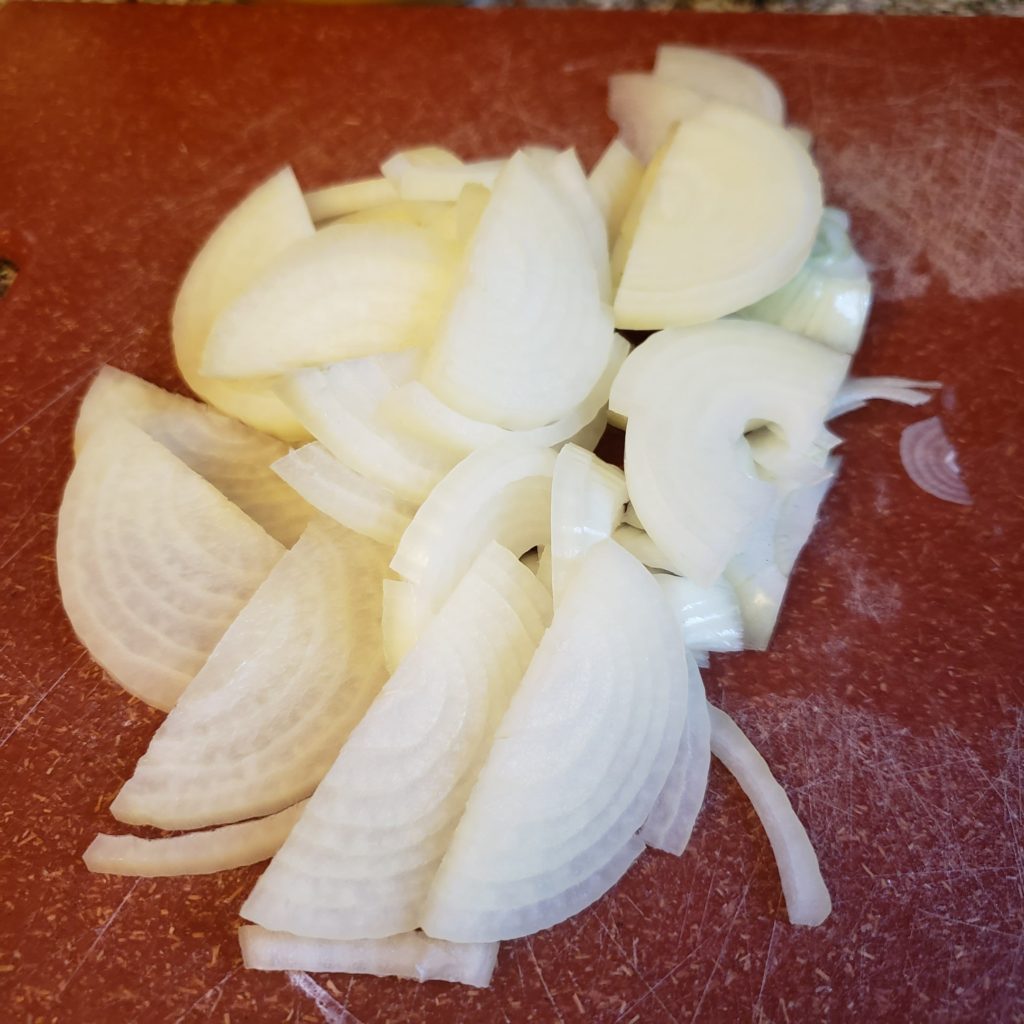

{"left": 278, "top": 354, "right": 458, "bottom": 503}
{"left": 381, "top": 578, "right": 433, "bottom": 674}
{"left": 550, "top": 445, "right": 627, "bottom": 603}
{"left": 57, "top": 421, "right": 284, "bottom": 711}
{"left": 709, "top": 706, "right": 832, "bottom": 926}
{"left": 380, "top": 334, "right": 629, "bottom": 458}
{"left": 725, "top": 461, "right": 839, "bottom": 650}
{"left": 172, "top": 167, "right": 312, "bottom": 440}
{"left": 613, "top": 105, "right": 822, "bottom": 328}
{"left": 422, "top": 151, "right": 616, "bottom": 429}
{"left": 653, "top": 45, "right": 785, "bottom": 124}
{"left": 239, "top": 928, "right": 499, "bottom": 988}
{"left": 608, "top": 73, "right": 706, "bottom": 164}
{"left": 610, "top": 321, "right": 848, "bottom": 585}
{"left": 201, "top": 222, "right": 453, "bottom": 379}
{"left": 900, "top": 417, "right": 972, "bottom": 506}
{"left": 829, "top": 376, "right": 939, "bottom": 419}
{"left": 83, "top": 801, "right": 307, "bottom": 877}
{"left": 241, "top": 544, "right": 550, "bottom": 940}
{"left": 738, "top": 207, "right": 873, "bottom": 354}
{"left": 272, "top": 442, "right": 416, "bottom": 547}
{"left": 110, "top": 519, "right": 390, "bottom": 828}
{"left": 75, "top": 367, "right": 312, "bottom": 546}
{"left": 612, "top": 524, "right": 677, "bottom": 572}
{"left": 390, "top": 442, "right": 557, "bottom": 614}
{"left": 305, "top": 177, "right": 398, "bottom": 223}
{"left": 641, "top": 654, "right": 711, "bottom": 855}
{"left": 588, "top": 137, "right": 643, "bottom": 240}
{"left": 421, "top": 541, "right": 686, "bottom": 943}
{"left": 654, "top": 574, "right": 743, "bottom": 654}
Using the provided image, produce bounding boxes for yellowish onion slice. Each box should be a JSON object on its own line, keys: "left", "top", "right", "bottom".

{"left": 608, "top": 73, "right": 706, "bottom": 164}
{"left": 239, "top": 927, "right": 499, "bottom": 988}
{"left": 337, "top": 199, "right": 457, "bottom": 240}
{"left": 654, "top": 574, "right": 743, "bottom": 655}
{"left": 383, "top": 147, "right": 506, "bottom": 202}
{"left": 304, "top": 177, "right": 398, "bottom": 223}
{"left": 588, "top": 137, "right": 643, "bottom": 240}
{"left": 272, "top": 442, "right": 416, "bottom": 547}
{"left": 653, "top": 44, "right": 785, "bottom": 123}
{"left": 172, "top": 167, "right": 312, "bottom": 440}
{"left": 83, "top": 801, "right": 307, "bottom": 877}
{"left": 422, "top": 151, "right": 616, "bottom": 429}
{"left": 709, "top": 706, "right": 831, "bottom": 926}
{"left": 201, "top": 222, "right": 454, "bottom": 379}
{"left": 610, "top": 321, "right": 848, "bottom": 585}
{"left": 241, "top": 544, "right": 550, "bottom": 940}
{"left": 613, "top": 105, "right": 822, "bottom": 328}
{"left": 110, "top": 519, "right": 390, "bottom": 828}
{"left": 390, "top": 442, "right": 556, "bottom": 614}
{"left": 380, "top": 334, "right": 628, "bottom": 458}
{"left": 612, "top": 524, "right": 677, "bottom": 572}
{"left": 278, "top": 354, "right": 459, "bottom": 503}
{"left": 75, "top": 366, "right": 313, "bottom": 546}
{"left": 640, "top": 653, "right": 710, "bottom": 855}
{"left": 726, "top": 461, "right": 839, "bottom": 650}
{"left": 381, "top": 578, "right": 432, "bottom": 674}
{"left": 738, "top": 208, "right": 874, "bottom": 354}
{"left": 421, "top": 541, "right": 686, "bottom": 943}
{"left": 550, "top": 444, "right": 627, "bottom": 603}
{"left": 57, "top": 421, "right": 284, "bottom": 711}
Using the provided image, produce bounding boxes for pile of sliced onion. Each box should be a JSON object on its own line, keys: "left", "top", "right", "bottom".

{"left": 57, "top": 42, "right": 950, "bottom": 995}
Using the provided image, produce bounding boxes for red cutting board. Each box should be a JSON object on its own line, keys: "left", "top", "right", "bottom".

{"left": 1, "top": 6, "right": 1022, "bottom": 1023}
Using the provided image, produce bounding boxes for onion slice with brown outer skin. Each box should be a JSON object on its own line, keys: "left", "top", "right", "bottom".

{"left": 709, "top": 706, "right": 832, "bottom": 926}
{"left": 57, "top": 421, "right": 284, "bottom": 712}
{"left": 75, "top": 366, "right": 313, "bottom": 547}
{"left": 239, "top": 928, "right": 499, "bottom": 988}
{"left": 83, "top": 802, "right": 307, "bottom": 877}
{"left": 110, "top": 519, "right": 389, "bottom": 830}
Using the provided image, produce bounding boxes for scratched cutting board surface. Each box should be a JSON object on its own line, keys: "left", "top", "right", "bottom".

{"left": 1, "top": 5, "right": 1023, "bottom": 1022}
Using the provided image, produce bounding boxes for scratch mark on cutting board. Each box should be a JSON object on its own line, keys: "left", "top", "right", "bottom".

{"left": 0, "top": 650, "right": 86, "bottom": 749}
{"left": 168, "top": 966, "right": 240, "bottom": 1024}
{"left": 58, "top": 878, "right": 141, "bottom": 995}
{"left": 524, "top": 935, "right": 567, "bottom": 1024}
{"left": 287, "top": 971, "right": 364, "bottom": 1024}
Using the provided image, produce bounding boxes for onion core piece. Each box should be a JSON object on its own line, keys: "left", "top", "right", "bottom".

{"left": 899, "top": 417, "right": 972, "bottom": 506}
{"left": 239, "top": 928, "right": 499, "bottom": 988}
{"left": 83, "top": 801, "right": 307, "bottom": 877}
{"left": 709, "top": 706, "right": 832, "bottom": 926}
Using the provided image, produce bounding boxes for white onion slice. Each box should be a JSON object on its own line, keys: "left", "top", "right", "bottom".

{"left": 83, "top": 802, "right": 307, "bottom": 877}
{"left": 272, "top": 442, "right": 415, "bottom": 547}
{"left": 421, "top": 541, "right": 686, "bottom": 943}
{"left": 900, "top": 417, "right": 972, "bottom": 506}
{"left": 241, "top": 544, "right": 550, "bottom": 940}
{"left": 380, "top": 334, "right": 629, "bottom": 458}
{"left": 422, "top": 151, "right": 615, "bottom": 429}
{"left": 588, "top": 137, "right": 643, "bottom": 240}
{"left": 653, "top": 45, "right": 785, "bottom": 124}
{"left": 550, "top": 444, "right": 627, "bottom": 603}
{"left": 640, "top": 654, "right": 710, "bottom": 855}
{"left": 110, "top": 519, "right": 390, "bottom": 828}
{"left": 239, "top": 928, "right": 499, "bottom": 988}
{"left": 654, "top": 574, "right": 743, "bottom": 654}
{"left": 57, "top": 421, "right": 284, "bottom": 711}
{"left": 278, "top": 354, "right": 458, "bottom": 503}
{"left": 305, "top": 177, "right": 398, "bottom": 223}
{"left": 613, "top": 105, "right": 822, "bottom": 328}
{"left": 391, "top": 442, "right": 557, "bottom": 614}
{"left": 201, "top": 222, "right": 453, "bottom": 379}
{"left": 725, "top": 462, "right": 839, "bottom": 650}
{"left": 829, "top": 376, "right": 940, "bottom": 419}
{"left": 608, "top": 73, "right": 706, "bottom": 164}
{"left": 611, "top": 321, "right": 848, "bottom": 586}
{"left": 709, "top": 706, "right": 831, "bottom": 926}
{"left": 75, "top": 366, "right": 313, "bottom": 546}
{"left": 172, "top": 167, "right": 312, "bottom": 440}
{"left": 612, "top": 524, "right": 677, "bottom": 572}
{"left": 738, "top": 207, "right": 873, "bottom": 354}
